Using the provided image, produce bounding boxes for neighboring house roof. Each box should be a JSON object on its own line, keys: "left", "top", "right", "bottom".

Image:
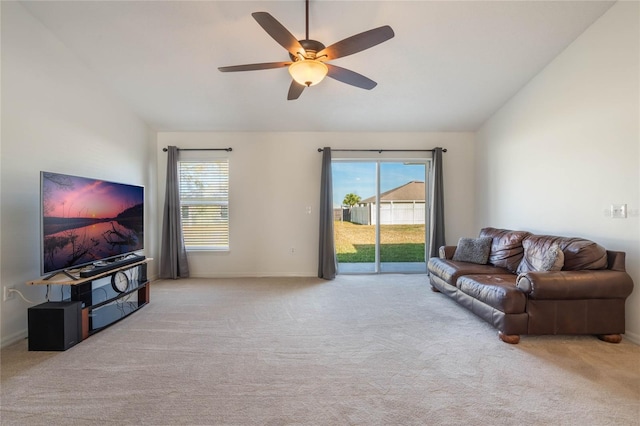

{"left": 360, "top": 181, "right": 425, "bottom": 204}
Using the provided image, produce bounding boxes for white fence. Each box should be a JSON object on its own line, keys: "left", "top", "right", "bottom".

{"left": 350, "top": 202, "right": 425, "bottom": 225}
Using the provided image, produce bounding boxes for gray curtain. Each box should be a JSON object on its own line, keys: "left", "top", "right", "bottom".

{"left": 429, "top": 147, "right": 446, "bottom": 258}
{"left": 318, "top": 147, "right": 337, "bottom": 279}
{"left": 160, "top": 146, "right": 190, "bottom": 279}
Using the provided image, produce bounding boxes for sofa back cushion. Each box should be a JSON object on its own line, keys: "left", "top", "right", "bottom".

{"left": 517, "top": 234, "right": 607, "bottom": 273}
{"left": 479, "top": 227, "right": 530, "bottom": 273}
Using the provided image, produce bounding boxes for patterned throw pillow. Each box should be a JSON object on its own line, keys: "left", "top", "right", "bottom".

{"left": 517, "top": 243, "right": 565, "bottom": 274}
{"left": 540, "top": 244, "right": 565, "bottom": 271}
{"left": 515, "top": 245, "right": 564, "bottom": 291}
{"left": 452, "top": 237, "right": 492, "bottom": 264}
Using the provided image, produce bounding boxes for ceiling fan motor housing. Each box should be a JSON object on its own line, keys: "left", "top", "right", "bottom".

{"left": 290, "top": 39, "right": 327, "bottom": 60}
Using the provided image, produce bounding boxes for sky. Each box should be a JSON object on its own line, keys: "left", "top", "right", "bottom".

{"left": 332, "top": 162, "right": 426, "bottom": 207}
{"left": 42, "top": 173, "right": 143, "bottom": 218}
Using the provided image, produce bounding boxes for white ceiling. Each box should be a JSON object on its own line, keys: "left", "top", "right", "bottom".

{"left": 21, "top": 0, "right": 614, "bottom": 132}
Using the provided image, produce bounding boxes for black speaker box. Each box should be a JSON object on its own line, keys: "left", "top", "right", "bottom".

{"left": 139, "top": 263, "right": 148, "bottom": 282}
{"left": 28, "top": 301, "right": 82, "bottom": 351}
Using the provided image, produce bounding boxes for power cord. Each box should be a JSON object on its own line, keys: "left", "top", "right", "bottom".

{"left": 6, "top": 288, "right": 36, "bottom": 304}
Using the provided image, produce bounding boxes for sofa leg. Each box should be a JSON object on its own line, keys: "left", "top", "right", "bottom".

{"left": 430, "top": 285, "right": 440, "bottom": 293}
{"left": 498, "top": 331, "right": 520, "bottom": 344}
{"left": 597, "top": 334, "right": 622, "bottom": 344}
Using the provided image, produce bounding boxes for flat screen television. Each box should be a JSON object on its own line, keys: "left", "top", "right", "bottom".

{"left": 41, "top": 171, "right": 144, "bottom": 276}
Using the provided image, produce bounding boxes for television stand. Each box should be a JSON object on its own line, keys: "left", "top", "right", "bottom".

{"left": 27, "top": 258, "right": 151, "bottom": 344}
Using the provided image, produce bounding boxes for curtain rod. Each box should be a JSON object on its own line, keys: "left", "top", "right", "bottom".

{"left": 317, "top": 148, "right": 446, "bottom": 153}
{"left": 163, "top": 147, "right": 232, "bottom": 152}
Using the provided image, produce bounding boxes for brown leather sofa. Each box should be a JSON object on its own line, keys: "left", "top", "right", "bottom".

{"left": 427, "top": 227, "right": 634, "bottom": 344}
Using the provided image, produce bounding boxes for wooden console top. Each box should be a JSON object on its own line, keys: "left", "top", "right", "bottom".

{"left": 27, "top": 258, "right": 152, "bottom": 286}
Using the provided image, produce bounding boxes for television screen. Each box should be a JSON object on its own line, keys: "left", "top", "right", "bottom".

{"left": 41, "top": 172, "right": 144, "bottom": 276}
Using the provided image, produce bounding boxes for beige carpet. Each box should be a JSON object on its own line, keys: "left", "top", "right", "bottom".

{"left": 1, "top": 274, "right": 639, "bottom": 425}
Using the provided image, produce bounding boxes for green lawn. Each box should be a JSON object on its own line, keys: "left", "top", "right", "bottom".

{"left": 334, "top": 221, "right": 426, "bottom": 263}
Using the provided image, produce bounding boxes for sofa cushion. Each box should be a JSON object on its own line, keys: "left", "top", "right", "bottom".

{"left": 479, "top": 228, "right": 530, "bottom": 273}
{"left": 517, "top": 235, "right": 607, "bottom": 274}
{"left": 427, "top": 258, "right": 509, "bottom": 287}
{"left": 456, "top": 274, "right": 527, "bottom": 314}
{"left": 452, "top": 237, "right": 492, "bottom": 264}
{"left": 561, "top": 238, "right": 607, "bottom": 270}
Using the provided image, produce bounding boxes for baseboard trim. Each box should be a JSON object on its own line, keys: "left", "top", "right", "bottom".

{"left": 624, "top": 330, "right": 639, "bottom": 345}
{"left": 1, "top": 329, "right": 27, "bottom": 349}
{"left": 186, "top": 273, "right": 318, "bottom": 279}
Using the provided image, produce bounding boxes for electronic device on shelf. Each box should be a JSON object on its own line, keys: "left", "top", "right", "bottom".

{"left": 40, "top": 171, "right": 144, "bottom": 278}
{"left": 78, "top": 255, "right": 146, "bottom": 278}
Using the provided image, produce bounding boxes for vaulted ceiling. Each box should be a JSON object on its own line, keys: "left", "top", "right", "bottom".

{"left": 21, "top": 1, "right": 614, "bottom": 132}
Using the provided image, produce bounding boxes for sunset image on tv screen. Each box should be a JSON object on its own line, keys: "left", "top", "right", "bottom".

{"left": 41, "top": 172, "right": 144, "bottom": 274}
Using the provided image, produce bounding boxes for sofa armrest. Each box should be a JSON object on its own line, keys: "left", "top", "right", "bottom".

{"left": 516, "top": 270, "right": 633, "bottom": 300}
{"left": 607, "top": 250, "right": 627, "bottom": 272}
{"left": 439, "top": 245, "right": 457, "bottom": 259}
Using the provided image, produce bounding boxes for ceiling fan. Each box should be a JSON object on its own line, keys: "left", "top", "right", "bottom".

{"left": 218, "top": 0, "right": 395, "bottom": 100}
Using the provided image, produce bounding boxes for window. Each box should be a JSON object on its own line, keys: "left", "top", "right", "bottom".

{"left": 178, "top": 159, "right": 229, "bottom": 250}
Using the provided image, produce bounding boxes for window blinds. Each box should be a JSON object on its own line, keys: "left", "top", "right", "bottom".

{"left": 178, "top": 160, "right": 229, "bottom": 250}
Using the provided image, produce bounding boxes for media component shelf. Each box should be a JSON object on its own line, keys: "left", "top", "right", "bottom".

{"left": 27, "top": 258, "right": 151, "bottom": 345}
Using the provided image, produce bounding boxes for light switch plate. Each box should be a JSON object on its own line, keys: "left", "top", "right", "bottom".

{"left": 611, "top": 204, "right": 627, "bottom": 219}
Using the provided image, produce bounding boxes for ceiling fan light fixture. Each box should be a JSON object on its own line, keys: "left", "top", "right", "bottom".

{"left": 288, "top": 59, "right": 328, "bottom": 87}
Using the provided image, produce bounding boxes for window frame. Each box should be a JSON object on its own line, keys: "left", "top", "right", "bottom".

{"left": 177, "top": 155, "right": 230, "bottom": 252}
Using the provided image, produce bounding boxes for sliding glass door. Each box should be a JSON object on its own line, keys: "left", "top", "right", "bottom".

{"left": 333, "top": 162, "right": 377, "bottom": 273}
{"left": 333, "top": 159, "right": 429, "bottom": 274}
{"left": 378, "top": 162, "right": 427, "bottom": 272}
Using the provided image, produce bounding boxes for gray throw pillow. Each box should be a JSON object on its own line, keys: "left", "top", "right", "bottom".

{"left": 452, "top": 237, "right": 492, "bottom": 264}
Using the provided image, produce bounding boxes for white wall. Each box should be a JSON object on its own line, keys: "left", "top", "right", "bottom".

{"left": 475, "top": 1, "right": 640, "bottom": 342}
{"left": 157, "top": 132, "right": 475, "bottom": 277}
{"left": 0, "top": 2, "right": 157, "bottom": 347}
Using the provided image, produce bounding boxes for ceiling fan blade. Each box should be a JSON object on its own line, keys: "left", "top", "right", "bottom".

{"left": 326, "top": 64, "right": 377, "bottom": 90}
{"left": 252, "top": 12, "right": 305, "bottom": 57}
{"left": 218, "top": 62, "right": 291, "bottom": 72}
{"left": 317, "top": 25, "right": 395, "bottom": 60}
{"left": 287, "top": 80, "right": 306, "bottom": 100}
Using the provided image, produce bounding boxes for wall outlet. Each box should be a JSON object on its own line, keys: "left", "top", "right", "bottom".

{"left": 3, "top": 286, "right": 15, "bottom": 302}
{"left": 290, "top": 247, "right": 295, "bottom": 255}
{"left": 611, "top": 204, "right": 627, "bottom": 219}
